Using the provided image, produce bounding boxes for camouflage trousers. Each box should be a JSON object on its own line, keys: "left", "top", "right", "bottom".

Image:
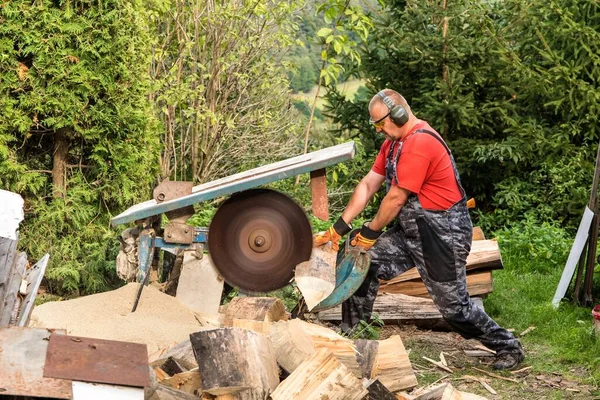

{"left": 341, "top": 196, "right": 523, "bottom": 355}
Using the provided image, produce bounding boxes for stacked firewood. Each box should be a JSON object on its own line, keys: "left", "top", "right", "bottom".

{"left": 148, "top": 297, "right": 486, "bottom": 400}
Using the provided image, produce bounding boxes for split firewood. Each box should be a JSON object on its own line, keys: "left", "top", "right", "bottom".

{"left": 222, "top": 297, "right": 287, "bottom": 326}
{"left": 363, "top": 378, "right": 397, "bottom": 400}
{"left": 472, "top": 367, "right": 520, "bottom": 383}
{"left": 413, "top": 382, "right": 463, "bottom": 400}
{"left": 295, "top": 247, "right": 336, "bottom": 310}
{"left": 271, "top": 349, "right": 368, "bottom": 400}
{"left": 153, "top": 384, "right": 203, "bottom": 400}
{"left": 519, "top": 326, "right": 536, "bottom": 336}
{"left": 270, "top": 319, "right": 360, "bottom": 376}
{"left": 370, "top": 335, "right": 418, "bottom": 391}
{"left": 161, "top": 371, "right": 202, "bottom": 395}
{"left": 422, "top": 356, "right": 453, "bottom": 373}
{"left": 161, "top": 340, "right": 199, "bottom": 368}
{"left": 190, "top": 328, "right": 279, "bottom": 396}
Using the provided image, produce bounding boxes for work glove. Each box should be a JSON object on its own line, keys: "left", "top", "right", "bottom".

{"left": 313, "top": 216, "right": 352, "bottom": 251}
{"left": 349, "top": 222, "right": 382, "bottom": 251}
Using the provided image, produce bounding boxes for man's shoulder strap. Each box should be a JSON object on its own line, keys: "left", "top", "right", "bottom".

{"left": 414, "top": 128, "right": 451, "bottom": 156}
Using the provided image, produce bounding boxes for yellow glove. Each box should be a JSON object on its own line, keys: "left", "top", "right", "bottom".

{"left": 350, "top": 222, "right": 382, "bottom": 251}
{"left": 313, "top": 217, "right": 352, "bottom": 252}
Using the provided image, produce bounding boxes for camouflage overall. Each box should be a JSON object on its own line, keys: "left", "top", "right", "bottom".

{"left": 341, "top": 129, "right": 523, "bottom": 355}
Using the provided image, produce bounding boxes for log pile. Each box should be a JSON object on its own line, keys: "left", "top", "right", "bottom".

{"left": 147, "top": 296, "right": 419, "bottom": 399}
{"left": 378, "top": 229, "right": 502, "bottom": 299}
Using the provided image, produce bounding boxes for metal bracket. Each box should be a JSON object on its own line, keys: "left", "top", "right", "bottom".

{"left": 154, "top": 180, "right": 193, "bottom": 203}
{"left": 164, "top": 222, "right": 194, "bottom": 244}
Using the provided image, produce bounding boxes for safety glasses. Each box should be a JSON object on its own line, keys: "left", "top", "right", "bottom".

{"left": 369, "top": 112, "right": 390, "bottom": 129}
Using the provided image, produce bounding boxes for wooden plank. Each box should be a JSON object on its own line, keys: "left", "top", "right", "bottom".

{"left": 0, "top": 236, "right": 18, "bottom": 319}
{"left": 472, "top": 226, "right": 485, "bottom": 241}
{"left": 17, "top": 253, "right": 50, "bottom": 327}
{"left": 0, "top": 251, "right": 27, "bottom": 328}
{"left": 379, "top": 240, "right": 501, "bottom": 286}
{"left": 175, "top": 253, "right": 223, "bottom": 315}
{"left": 44, "top": 334, "right": 150, "bottom": 387}
{"left": 190, "top": 328, "right": 279, "bottom": 396}
{"left": 379, "top": 271, "right": 493, "bottom": 298}
{"left": 317, "top": 294, "right": 484, "bottom": 323}
{"left": 0, "top": 328, "right": 72, "bottom": 398}
{"left": 310, "top": 168, "right": 329, "bottom": 221}
{"left": 111, "top": 141, "right": 355, "bottom": 226}
{"left": 270, "top": 348, "right": 368, "bottom": 400}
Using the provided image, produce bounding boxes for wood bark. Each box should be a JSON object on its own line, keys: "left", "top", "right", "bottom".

{"left": 190, "top": 328, "right": 278, "bottom": 396}
{"left": 270, "top": 349, "right": 367, "bottom": 400}
{"left": 52, "top": 127, "right": 69, "bottom": 199}
{"left": 223, "top": 297, "right": 287, "bottom": 326}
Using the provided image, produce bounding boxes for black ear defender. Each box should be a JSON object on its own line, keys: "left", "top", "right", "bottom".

{"left": 377, "top": 91, "right": 409, "bottom": 127}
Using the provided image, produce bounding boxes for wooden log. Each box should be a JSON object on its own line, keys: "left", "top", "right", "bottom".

{"left": 270, "top": 319, "right": 361, "bottom": 376}
{"left": 223, "top": 297, "right": 287, "bottom": 326}
{"left": 317, "top": 293, "right": 484, "bottom": 324}
{"left": 270, "top": 349, "right": 368, "bottom": 400}
{"left": 414, "top": 383, "right": 463, "bottom": 400}
{"left": 190, "top": 328, "right": 278, "bottom": 396}
{"left": 379, "top": 271, "right": 493, "bottom": 298}
{"left": 295, "top": 247, "right": 336, "bottom": 310}
{"left": 160, "top": 340, "right": 198, "bottom": 368}
{"left": 364, "top": 378, "right": 397, "bottom": 400}
{"left": 370, "top": 335, "right": 418, "bottom": 392}
{"left": 379, "top": 240, "right": 501, "bottom": 287}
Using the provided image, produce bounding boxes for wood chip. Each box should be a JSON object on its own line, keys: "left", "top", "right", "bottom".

{"left": 472, "top": 367, "right": 520, "bottom": 383}
{"left": 472, "top": 344, "right": 496, "bottom": 354}
{"left": 510, "top": 366, "right": 532, "bottom": 375}
{"left": 519, "top": 326, "right": 536, "bottom": 336}
{"left": 440, "top": 352, "right": 447, "bottom": 367}
{"left": 460, "top": 375, "right": 496, "bottom": 395}
{"left": 422, "top": 356, "right": 453, "bottom": 373}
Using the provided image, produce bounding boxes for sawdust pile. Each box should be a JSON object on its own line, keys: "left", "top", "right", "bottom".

{"left": 30, "top": 283, "right": 216, "bottom": 356}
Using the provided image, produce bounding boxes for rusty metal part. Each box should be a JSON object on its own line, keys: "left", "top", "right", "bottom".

{"left": 208, "top": 189, "right": 312, "bottom": 293}
{"left": 164, "top": 222, "right": 194, "bottom": 244}
{"left": 310, "top": 168, "right": 329, "bottom": 221}
{"left": 44, "top": 334, "right": 150, "bottom": 387}
{"left": 153, "top": 180, "right": 193, "bottom": 203}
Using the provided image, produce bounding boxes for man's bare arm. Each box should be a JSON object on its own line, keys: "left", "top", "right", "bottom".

{"left": 340, "top": 170, "right": 385, "bottom": 225}
{"left": 368, "top": 185, "right": 411, "bottom": 231}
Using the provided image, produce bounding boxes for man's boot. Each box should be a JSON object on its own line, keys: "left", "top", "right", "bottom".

{"left": 493, "top": 351, "right": 524, "bottom": 370}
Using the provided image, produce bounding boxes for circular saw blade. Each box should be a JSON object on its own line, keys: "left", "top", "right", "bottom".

{"left": 208, "top": 188, "right": 312, "bottom": 293}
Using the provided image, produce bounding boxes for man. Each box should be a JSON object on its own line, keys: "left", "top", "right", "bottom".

{"left": 314, "top": 89, "right": 524, "bottom": 370}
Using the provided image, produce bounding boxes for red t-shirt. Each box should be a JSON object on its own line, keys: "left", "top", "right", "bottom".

{"left": 371, "top": 121, "right": 463, "bottom": 210}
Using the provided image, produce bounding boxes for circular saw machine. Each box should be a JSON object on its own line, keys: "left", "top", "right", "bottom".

{"left": 110, "top": 141, "right": 356, "bottom": 311}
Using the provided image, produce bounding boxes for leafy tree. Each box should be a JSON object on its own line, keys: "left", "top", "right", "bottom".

{"left": 0, "top": 0, "right": 159, "bottom": 293}
{"left": 324, "top": 0, "right": 600, "bottom": 230}
{"left": 150, "top": 0, "right": 306, "bottom": 183}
